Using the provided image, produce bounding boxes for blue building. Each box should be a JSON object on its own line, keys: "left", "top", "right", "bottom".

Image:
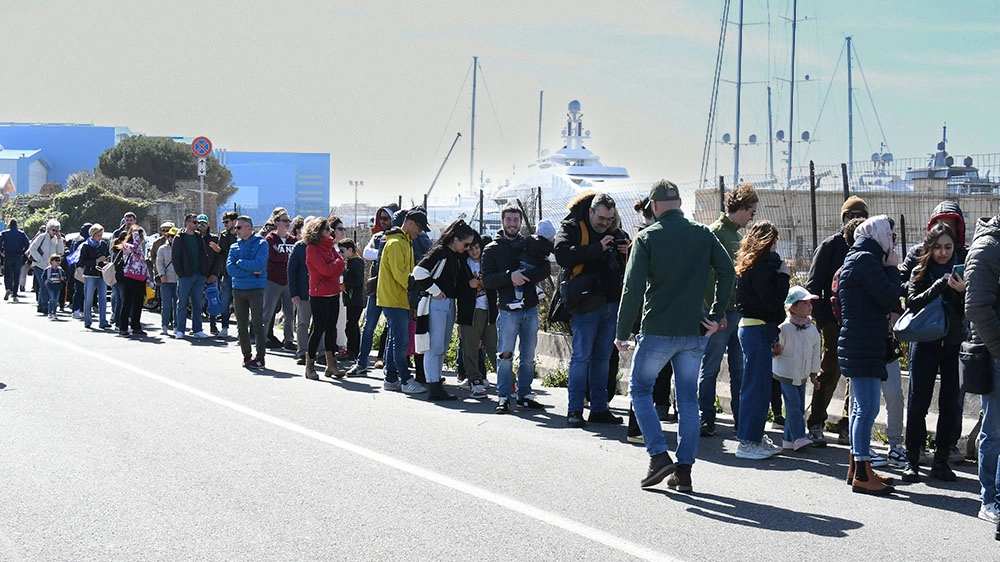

{"left": 0, "top": 148, "right": 52, "bottom": 195}
{"left": 215, "top": 149, "right": 331, "bottom": 226}
{"left": 0, "top": 123, "right": 130, "bottom": 191}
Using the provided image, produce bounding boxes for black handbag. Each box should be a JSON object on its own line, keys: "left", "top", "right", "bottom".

{"left": 959, "top": 340, "right": 993, "bottom": 395}
{"left": 559, "top": 273, "right": 606, "bottom": 315}
{"left": 893, "top": 296, "right": 948, "bottom": 342}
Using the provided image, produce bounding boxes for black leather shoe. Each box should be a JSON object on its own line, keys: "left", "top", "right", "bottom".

{"left": 588, "top": 410, "right": 623, "bottom": 424}
{"left": 930, "top": 462, "right": 957, "bottom": 482}
{"left": 641, "top": 452, "right": 676, "bottom": 488}
{"left": 700, "top": 419, "right": 716, "bottom": 437}
{"left": 901, "top": 463, "right": 920, "bottom": 483}
{"left": 667, "top": 464, "right": 693, "bottom": 493}
{"left": 567, "top": 410, "right": 587, "bottom": 428}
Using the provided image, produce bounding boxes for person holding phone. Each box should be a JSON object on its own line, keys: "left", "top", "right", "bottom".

{"left": 902, "top": 222, "right": 966, "bottom": 483}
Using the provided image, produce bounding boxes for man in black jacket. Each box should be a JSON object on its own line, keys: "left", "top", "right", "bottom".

{"left": 804, "top": 195, "right": 868, "bottom": 445}
{"left": 217, "top": 211, "right": 240, "bottom": 337}
{"left": 172, "top": 213, "right": 220, "bottom": 339}
{"left": 482, "top": 204, "right": 550, "bottom": 414}
{"left": 553, "top": 191, "right": 629, "bottom": 428}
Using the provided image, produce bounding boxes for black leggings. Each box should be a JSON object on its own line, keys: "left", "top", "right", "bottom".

{"left": 119, "top": 277, "right": 145, "bottom": 331}
{"left": 308, "top": 295, "right": 340, "bottom": 357}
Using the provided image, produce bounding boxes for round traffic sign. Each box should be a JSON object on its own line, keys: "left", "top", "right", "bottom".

{"left": 191, "top": 136, "right": 213, "bottom": 158}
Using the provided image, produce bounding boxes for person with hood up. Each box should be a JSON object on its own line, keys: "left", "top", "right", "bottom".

{"left": 553, "top": 191, "right": 629, "bottom": 428}
{"left": 837, "top": 215, "right": 900, "bottom": 496}
{"left": 345, "top": 205, "right": 397, "bottom": 376}
{"left": 0, "top": 219, "right": 31, "bottom": 302}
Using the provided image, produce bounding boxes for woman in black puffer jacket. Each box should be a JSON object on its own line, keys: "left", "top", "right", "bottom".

{"left": 902, "top": 223, "right": 965, "bottom": 483}
{"left": 838, "top": 215, "right": 901, "bottom": 496}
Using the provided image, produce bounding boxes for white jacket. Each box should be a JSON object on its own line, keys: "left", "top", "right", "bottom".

{"left": 29, "top": 233, "right": 65, "bottom": 268}
{"left": 772, "top": 319, "right": 821, "bottom": 385}
{"left": 156, "top": 242, "right": 178, "bottom": 284}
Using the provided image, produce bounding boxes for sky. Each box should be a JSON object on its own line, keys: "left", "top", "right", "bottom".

{"left": 3, "top": 0, "right": 999, "bottom": 206}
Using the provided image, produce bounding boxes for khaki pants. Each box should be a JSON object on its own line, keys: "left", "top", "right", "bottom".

{"left": 459, "top": 308, "right": 498, "bottom": 380}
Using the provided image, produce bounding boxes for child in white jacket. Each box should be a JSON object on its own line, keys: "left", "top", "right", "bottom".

{"left": 773, "top": 286, "right": 822, "bottom": 451}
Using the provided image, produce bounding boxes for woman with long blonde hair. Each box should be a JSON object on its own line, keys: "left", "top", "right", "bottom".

{"left": 733, "top": 220, "right": 791, "bottom": 460}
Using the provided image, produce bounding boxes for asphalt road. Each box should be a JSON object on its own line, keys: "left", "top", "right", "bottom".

{"left": 0, "top": 300, "right": 995, "bottom": 561}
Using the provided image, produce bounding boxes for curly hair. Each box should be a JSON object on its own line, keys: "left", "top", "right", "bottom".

{"left": 725, "top": 183, "right": 759, "bottom": 214}
{"left": 302, "top": 217, "right": 330, "bottom": 245}
{"left": 735, "top": 220, "right": 779, "bottom": 277}
{"left": 912, "top": 223, "right": 957, "bottom": 288}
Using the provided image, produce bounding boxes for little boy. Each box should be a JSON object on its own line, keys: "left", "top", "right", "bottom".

{"left": 509, "top": 219, "right": 556, "bottom": 309}
{"left": 772, "top": 286, "right": 822, "bottom": 451}
{"left": 42, "top": 255, "right": 65, "bottom": 320}
{"left": 338, "top": 238, "right": 366, "bottom": 362}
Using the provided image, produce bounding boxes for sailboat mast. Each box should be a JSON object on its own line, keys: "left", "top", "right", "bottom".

{"left": 734, "top": 0, "right": 744, "bottom": 185}
{"left": 847, "top": 36, "right": 854, "bottom": 177}
{"left": 537, "top": 91, "right": 544, "bottom": 159}
{"left": 767, "top": 85, "right": 775, "bottom": 178}
{"left": 470, "top": 56, "right": 478, "bottom": 196}
{"left": 785, "top": 0, "right": 797, "bottom": 188}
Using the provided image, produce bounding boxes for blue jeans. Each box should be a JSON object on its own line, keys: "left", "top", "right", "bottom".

{"left": 424, "top": 298, "right": 456, "bottom": 383}
{"left": 382, "top": 306, "right": 411, "bottom": 384}
{"left": 3, "top": 260, "right": 20, "bottom": 293}
{"left": 32, "top": 266, "right": 45, "bottom": 309}
{"left": 849, "top": 376, "right": 882, "bottom": 461}
{"left": 980, "top": 358, "right": 1000, "bottom": 509}
{"left": 72, "top": 279, "right": 84, "bottom": 312}
{"left": 780, "top": 381, "right": 807, "bottom": 442}
{"left": 496, "top": 308, "right": 539, "bottom": 399}
{"left": 160, "top": 282, "right": 177, "bottom": 331}
{"left": 698, "top": 310, "right": 743, "bottom": 421}
{"left": 176, "top": 274, "right": 205, "bottom": 334}
{"left": 219, "top": 276, "right": 232, "bottom": 329}
{"left": 568, "top": 302, "right": 618, "bottom": 413}
{"left": 737, "top": 323, "right": 775, "bottom": 443}
{"left": 47, "top": 284, "right": 61, "bottom": 315}
{"left": 83, "top": 275, "right": 107, "bottom": 327}
{"left": 629, "top": 334, "right": 705, "bottom": 464}
{"left": 357, "top": 295, "right": 382, "bottom": 370}
{"left": 111, "top": 282, "right": 124, "bottom": 326}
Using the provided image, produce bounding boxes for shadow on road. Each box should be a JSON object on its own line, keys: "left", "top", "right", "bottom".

{"left": 654, "top": 490, "right": 864, "bottom": 537}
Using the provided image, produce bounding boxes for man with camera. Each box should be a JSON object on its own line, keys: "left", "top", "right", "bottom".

{"left": 554, "top": 192, "right": 630, "bottom": 428}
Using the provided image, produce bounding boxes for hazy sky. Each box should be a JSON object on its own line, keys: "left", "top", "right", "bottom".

{"left": 4, "top": 0, "right": 999, "bottom": 205}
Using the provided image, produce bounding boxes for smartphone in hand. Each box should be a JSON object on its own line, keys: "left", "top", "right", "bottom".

{"left": 953, "top": 264, "right": 965, "bottom": 278}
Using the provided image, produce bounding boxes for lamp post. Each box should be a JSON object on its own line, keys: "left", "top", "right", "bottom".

{"left": 349, "top": 180, "right": 363, "bottom": 239}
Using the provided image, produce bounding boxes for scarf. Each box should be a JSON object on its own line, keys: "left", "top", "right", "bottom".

{"left": 853, "top": 215, "right": 894, "bottom": 254}
{"left": 86, "top": 237, "right": 100, "bottom": 248}
{"left": 787, "top": 310, "right": 813, "bottom": 330}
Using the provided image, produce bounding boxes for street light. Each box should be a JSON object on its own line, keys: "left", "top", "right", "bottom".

{"left": 349, "top": 180, "right": 363, "bottom": 239}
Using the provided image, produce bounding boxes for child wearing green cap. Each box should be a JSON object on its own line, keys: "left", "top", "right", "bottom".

{"left": 772, "top": 285, "right": 822, "bottom": 451}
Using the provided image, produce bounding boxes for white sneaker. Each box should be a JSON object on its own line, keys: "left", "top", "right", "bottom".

{"left": 217, "top": 328, "right": 229, "bottom": 337}
{"left": 736, "top": 441, "right": 772, "bottom": 460}
{"left": 760, "top": 435, "right": 782, "bottom": 456}
{"left": 887, "top": 444, "right": 907, "bottom": 468}
{"left": 175, "top": 331, "right": 185, "bottom": 339}
{"left": 401, "top": 379, "right": 427, "bottom": 394}
{"left": 870, "top": 450, "right": 888, "bottom": 468}
{"left": 383, "top": 380, "right": 402, "bottom": 391}
{"left": 192, "top": 331, "right": 210, "bottom": 339}
{"left": 72, "top": 310, "right": 82, "bottom": 319}
{"left": 470, "top": 384, "right": 487, "bottom": 399}
{"left": 457, "top": 378, "right": 471, "bottom": 390}
{"left": 979, "top": 503, "right": 1000, "bottom": 524}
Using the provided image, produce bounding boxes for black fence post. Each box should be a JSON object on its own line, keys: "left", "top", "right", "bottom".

{"left": 900, "top": 214, "right": 907, "bottom": 256}
{"left": 810, "top": 161, "right": 818, "bottom": 250}
{"left": 718, "top": 176, "right": 726, "bottom": 214}
{"left": 479, "top": 189, "right": 485, "bottom": 235}
{"left": 841, "top": 163, "right": 850, "bottom": 200}
{"left": 538, "top": 186, "right": 543, "bottom": 223}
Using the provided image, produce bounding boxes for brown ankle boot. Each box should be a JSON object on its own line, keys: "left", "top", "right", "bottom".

{"left": 324, "top": 351, "right": 343, "bottom": 378}
{"left": 305, "top": 355, "right": 319, "bottom": 380}
{"left": 851, "top": 460, "right": 894, "bottom": 495}
{"left": 846, "top": 455, "right": 855, "bottom": 485}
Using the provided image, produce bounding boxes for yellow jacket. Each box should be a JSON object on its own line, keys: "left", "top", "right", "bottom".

{"left": 377, "top": 228, "right": 413, "bottom": 309}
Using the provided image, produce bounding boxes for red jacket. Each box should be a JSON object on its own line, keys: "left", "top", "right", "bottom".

{"left": 305, "top": 237, "right": 345, "bottom": 297}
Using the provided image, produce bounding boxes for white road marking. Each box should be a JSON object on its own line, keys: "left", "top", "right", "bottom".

{"left": 2, "top": 319, "right": 683, "bottom": 562}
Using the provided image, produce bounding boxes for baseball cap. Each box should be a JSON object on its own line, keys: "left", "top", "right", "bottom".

{"left": 406, "top": 209, "right": 431, "bottom": 232}
{"left": 196, "top": 214, "right": 209, "bottom": 224}
{"left": 167, "top": 227, "right": 180, "bottom": 236}
{"left": 646, "top": 179, "right": 680, "bottom": 208}
{"left": 785, "top": 285, "right": 819, "bottom": 308}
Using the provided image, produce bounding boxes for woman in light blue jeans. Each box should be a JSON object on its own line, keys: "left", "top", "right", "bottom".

{"left": 78, "top": 223, "right": 110, "bottom": 329}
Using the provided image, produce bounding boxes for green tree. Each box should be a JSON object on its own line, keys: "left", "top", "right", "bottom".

{"left": 67, "top": 170, "right": 164, "bottom": 201}
{"left": 97, "top": 136, "right": 236, "bottom": 206}
{"left": 52, "top": 184, "right": 151, "bottom": 234}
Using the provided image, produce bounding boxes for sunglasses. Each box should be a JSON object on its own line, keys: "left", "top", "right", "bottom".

{"left": 334, "top": 226, "right": 346, "bottom": 232}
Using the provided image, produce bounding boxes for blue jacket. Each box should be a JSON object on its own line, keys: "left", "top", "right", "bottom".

{"left": 286, "top": 240, "right": 309, "bottom": 301}
{"left": 0, "top": 226, "right": 30, "bottom": 262}
{"left": 837, "top": 236, "right": 901, "bottom": 379}
{"left": 226, "top": 235, "right": 269, "bottom": 290}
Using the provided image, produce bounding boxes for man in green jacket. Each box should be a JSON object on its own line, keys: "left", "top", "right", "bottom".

{"left": 698, "top": 183, "right": 758, "bottom": 437}
{"left": 615, "top": 180, "right": 735, "bottom": 492}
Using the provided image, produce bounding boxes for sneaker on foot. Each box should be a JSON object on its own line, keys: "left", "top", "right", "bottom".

{"left": 700, "top": 419, "right": 716, "bottom": 437}
{"left": 218, "top": 328, "right": 229, "bottom": 337}
{"left": 175, "top": 331, "right": 185, "bottom": 339}
{"left": 192, "top": 331, "right": 210, "bottom": 339}
{"left": 401, "top": 379, "right": 427, "bottom": 394}
{"left": 770, "top": 418, "right": 785, "bottom": 430}
{"left": 516, "top": 396, "right": 545, "bottom": 410}
{"left": 627, "top": 434, "right": 645, "bottom": 445}
{"left": 948, "top": 445, "right": 965, "bottom": 464}
{"left": 666, "top": 464, "right": 693, "bottom": 493}
{"left": 837, "top": 427, "right": 851, "bottom": 445}
{"left": 470, "top": 382, "right": 487, "bottom": 399}
{"left": 245, "top": 356, "right": 265, "bottom": 369}
{"left": 495, "top": 397, "right": 511, "bottom": 414}
{"left": 383, "top": 380, "right": 402, "bottom": 391}
{"left": 930, "top": 462, "right": 957, "bottom": 482}
{"left": 783, "top": 437, "right": 812, "bottom": 451}
{"left": 641, "top": 452, "right": 676, "bottom": 488}
{"left": 807, "top": 426, "right": 827, "bottom": 448}
{"left": 870, "top": 451, "right": 888, "bottom": 468}
{"left": 588, "top": 410, "right": 623, "bottom": 424}
{"left": 887, "top": 444, "right": 907, "bottom": 468}
{"left": 567, "top": 410, "right": 587, "bottom": 428}
{"left": 760, "top": 435, "right": 782, "bottom": 456}
{"left": 736, "top": 441, "right": 772, "bottom": 460}
{"left": 458, "top": 378, "right": 471, "bottom": 390}
{"left": 72, "top": 310, "right": 82, "bottom": 319}
{"left": 346, "top": 364, "right": 368, "bottom": 377}
{"left": 979, "top": 503, "right": 1000, "bottom": 524}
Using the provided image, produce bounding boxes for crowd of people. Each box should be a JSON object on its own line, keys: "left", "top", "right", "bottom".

{"left": 1, "top": 181, "right": 998, "bottom": 530}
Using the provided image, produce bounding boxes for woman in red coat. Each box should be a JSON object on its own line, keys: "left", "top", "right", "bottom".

{"left": 304, "top": 217, "right": 346, "bottom": 379}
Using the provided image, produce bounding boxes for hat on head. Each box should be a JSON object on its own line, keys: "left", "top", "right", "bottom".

{"left": 167, "top": 227, "right": 179, "bottom": 236}
{"left": 196, "top": 214, "right": 209, "bottom": 224}
{"left": 785, "top": 285, "right": 819, "bottom": 309}
{"left": 160, "top": 221, "right": 175, "bottom": 230}
{"left": 648, "top": 179, "right": 680, "bottom": 206}
{"left": 841, "top": 196, "right": 869, "bottom": 221}
{"left": 405, "top": 209, "right": 431, "bottom": 232}
{"left": 535, "top": 219, "right": 556, "bottom": 240}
